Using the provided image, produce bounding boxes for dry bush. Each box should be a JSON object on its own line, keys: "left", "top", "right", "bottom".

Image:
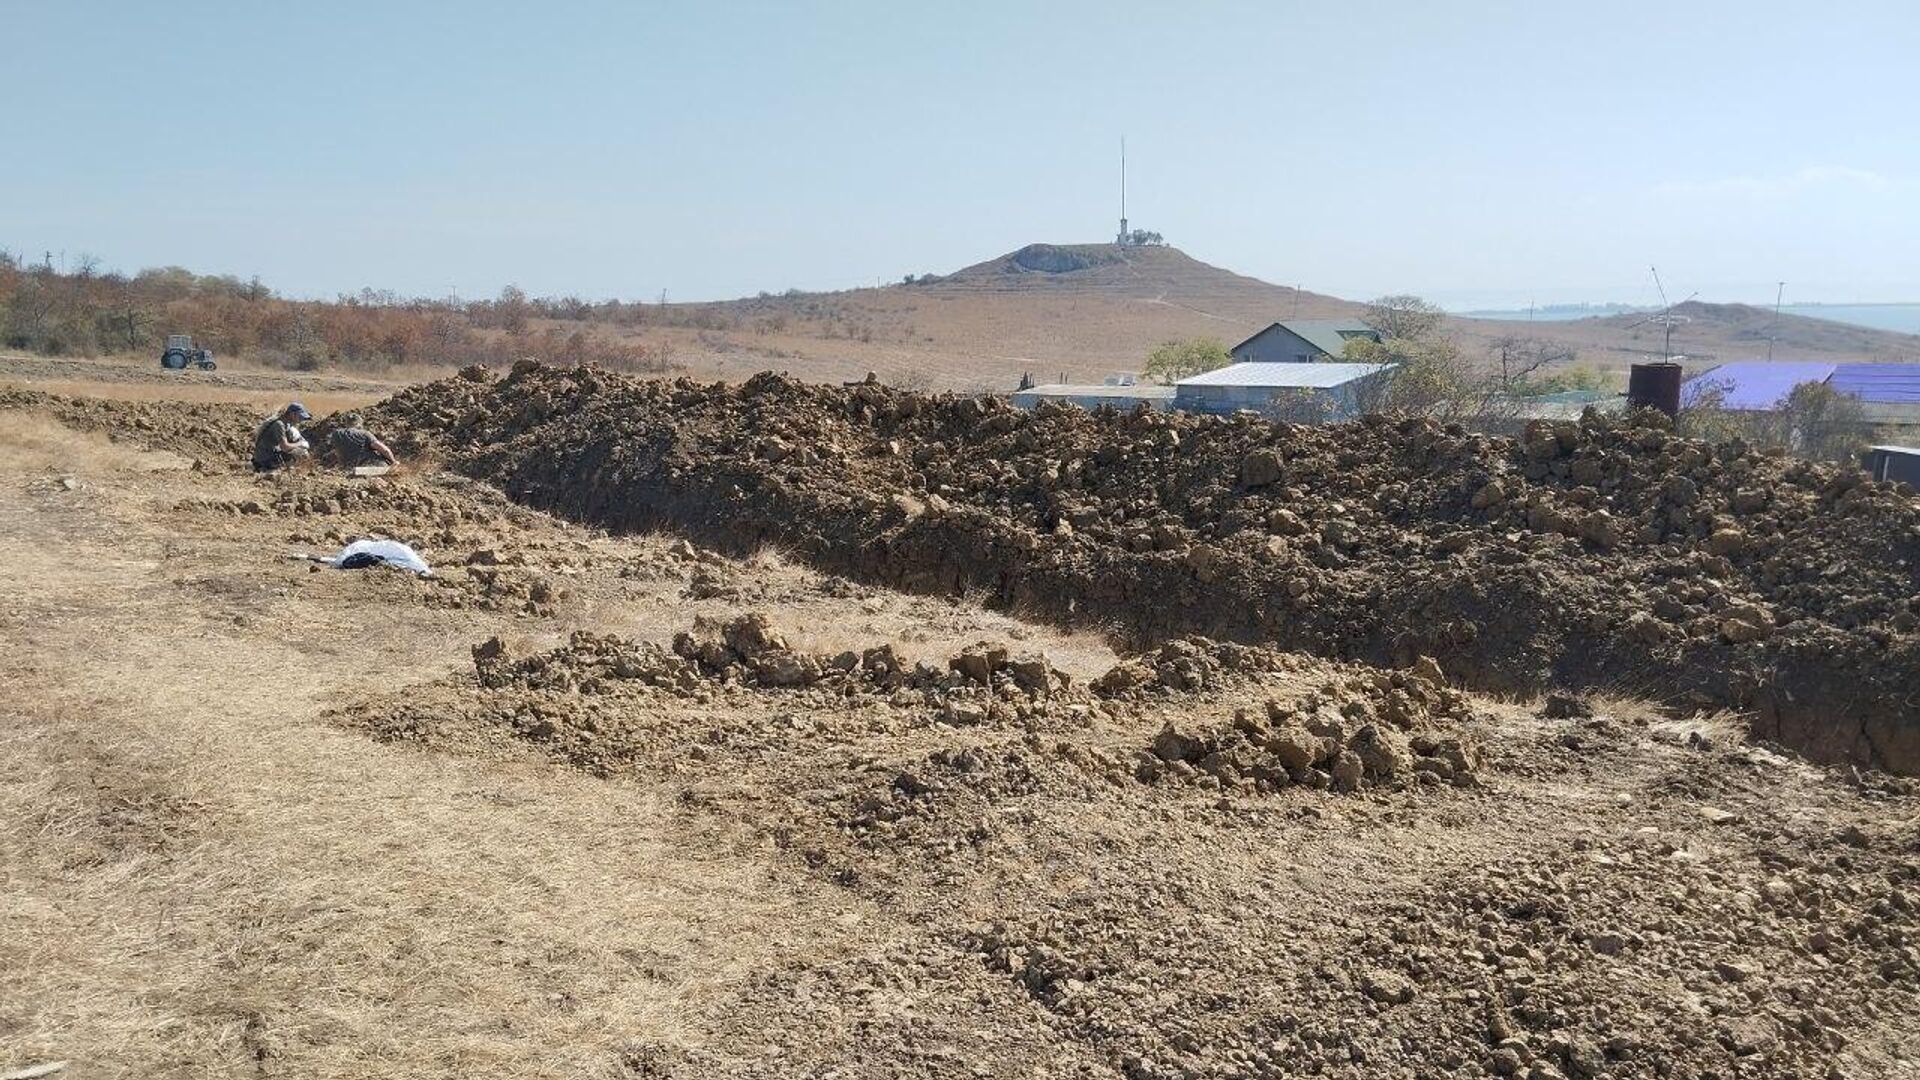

{"left": 0, "top": 253, "right": 680, "bottom": 378}
{"left": 1679, "top": 378, "right": 1870, "bottom": 463}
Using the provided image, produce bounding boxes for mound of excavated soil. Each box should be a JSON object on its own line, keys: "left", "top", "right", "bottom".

{"left": 364, "top": 363, "right": 1920, "bottom": 774}
{"left": 346, "top": 614, "right": 1483, "bottom": 794}
{"left": 0, "top": 386, "right": 258, "bottom": 463}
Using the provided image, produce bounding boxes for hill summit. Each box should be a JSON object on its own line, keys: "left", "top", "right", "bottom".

{"left": 934, "top": 243, "right": 1351, "bottom": 315}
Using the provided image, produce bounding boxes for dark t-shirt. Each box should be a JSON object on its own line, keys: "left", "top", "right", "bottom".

{"left": 253, "top": 417, "right": 296, "bottom": 469}
{"left": 330, "top": 427, "right": 378, "bottom": 465}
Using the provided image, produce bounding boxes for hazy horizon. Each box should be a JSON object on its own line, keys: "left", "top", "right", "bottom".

{"left": 6, "top": 2, "right": 1917, "bottom": 308}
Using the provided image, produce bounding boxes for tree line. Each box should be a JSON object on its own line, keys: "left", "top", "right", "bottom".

{"left": 0, "top": 250, "right": 677, "bottom": 375}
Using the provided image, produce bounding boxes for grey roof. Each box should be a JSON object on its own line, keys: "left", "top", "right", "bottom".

{"left": 1012, "top": 383, "right": 1176, "bottom": 400}
{"left": 1177, "top": 362, "right": 1392, "bottom": 389}
{"left": 1232, "top": 318, "right": 1379, "bottom": 358}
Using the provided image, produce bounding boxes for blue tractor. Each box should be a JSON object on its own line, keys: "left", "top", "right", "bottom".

{"left": 160, "top": 334, "right": 217, "bottom": 371}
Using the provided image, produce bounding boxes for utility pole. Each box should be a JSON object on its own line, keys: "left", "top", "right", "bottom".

{"left": 1767, "top": 281, "right": 1785, "bottom": 361}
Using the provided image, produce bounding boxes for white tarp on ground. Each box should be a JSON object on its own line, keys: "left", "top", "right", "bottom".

{"left": 328, "top": 538, "right": 431, "bottom": 575}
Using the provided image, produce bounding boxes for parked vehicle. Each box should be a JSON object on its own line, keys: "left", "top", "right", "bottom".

{"left": 160, "top": 334, "right": 217, "bottom": 370}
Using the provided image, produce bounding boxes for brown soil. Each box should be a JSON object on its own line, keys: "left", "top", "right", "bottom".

{"left": 358, "top": 363, "right": 1920, "bottom": 775}
{"left": 0, "top": 384, "right": 263, "bottom": 462}
{"left": 4, "top": 385, "right": 1918, "bottom": 1080}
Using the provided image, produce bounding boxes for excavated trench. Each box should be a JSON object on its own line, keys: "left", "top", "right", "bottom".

{"left": 361, "top": 363, "right": 1920, "bottom": 774}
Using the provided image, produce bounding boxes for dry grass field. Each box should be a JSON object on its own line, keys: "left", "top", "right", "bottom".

{"left": 0, "top": 353, "right": 407, "bottom": 414}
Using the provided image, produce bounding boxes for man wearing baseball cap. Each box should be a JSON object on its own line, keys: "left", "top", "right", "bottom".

{"left": 252, "top": 401, "right": 313, "bottom": 472}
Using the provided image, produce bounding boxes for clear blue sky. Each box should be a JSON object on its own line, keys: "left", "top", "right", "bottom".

{"left": 5, "top": 1, "right": 1917, "bottom": 308}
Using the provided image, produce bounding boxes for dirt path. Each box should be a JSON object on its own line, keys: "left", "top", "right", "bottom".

{"left": 0, "top": 421, "right": 854, "bottom": 1077}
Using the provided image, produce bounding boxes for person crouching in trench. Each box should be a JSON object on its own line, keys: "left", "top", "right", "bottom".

{"left": 252, "top": 402, "right": 312, "bottom": 473}
{"left": 328, "top": 412, "right": 398, "bottom": 470}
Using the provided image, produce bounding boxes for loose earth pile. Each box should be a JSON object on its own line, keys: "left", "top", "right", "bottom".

{"left": 364, "top": 363, "right": 1920, "bottom": 773}
{"left": 335, "top": 609, "right": 1919, "bottom": 1080}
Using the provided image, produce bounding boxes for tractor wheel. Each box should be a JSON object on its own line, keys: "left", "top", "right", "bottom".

{"left": 161, "top": 350, "right": 188, "bottom": 370}
{"left": 198, "top": 359, "right": 217, "bottom": 371}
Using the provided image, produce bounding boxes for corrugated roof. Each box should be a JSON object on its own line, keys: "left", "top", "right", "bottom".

{"left": 1681, "top": 361, "right": 1836, "bottom": 411}
{"left": 1280, "top": 319, "right": 1379, "bottom": 357}
{"left": 1177, "top": 362, "right": 1392, "bottom": 389}
{"left": 1831, "top": 363, "right": 1920, "bottom": 404}
{"left": 1231, "top": 319, "right": 1379, "bottom": 358}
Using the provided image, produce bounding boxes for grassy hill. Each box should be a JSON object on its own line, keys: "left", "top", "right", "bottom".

{"left": 628, "top": 244, "right": 1920, "bottom": 390}
{"left": 611, "top": 243, "right": 1360, "bottom": 391}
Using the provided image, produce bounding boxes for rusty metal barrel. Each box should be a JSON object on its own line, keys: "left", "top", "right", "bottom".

{"left": 1627, "top": 361, "right": 1683, "bottom": 416}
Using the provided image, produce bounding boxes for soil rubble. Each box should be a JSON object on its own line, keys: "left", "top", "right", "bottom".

{"left": 360, "top": 362, "right": 1920, "bottom": 773}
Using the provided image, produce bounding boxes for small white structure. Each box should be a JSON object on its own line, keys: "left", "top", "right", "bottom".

{"left": 1174, "top": 362, "right": 1394, "bottom": 419}
{"left": 1009, "top": 383, "right": 1176, "bottom": 411}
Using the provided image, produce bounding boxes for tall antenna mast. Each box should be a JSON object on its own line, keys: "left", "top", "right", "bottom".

{"left": 1117, "top": 136, "right": 1129, "bottom": 245}
{"left": 1627, "top": 265, "right": 1696, "bottom": 361}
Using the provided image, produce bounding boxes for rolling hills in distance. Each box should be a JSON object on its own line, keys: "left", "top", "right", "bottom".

{"left": 624, "top": 243, "right": 1920, "bottom": 390}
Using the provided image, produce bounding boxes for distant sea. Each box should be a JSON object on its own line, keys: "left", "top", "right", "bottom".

{"left": 1459, "top": 302, "right": 1920, "bottom": 336}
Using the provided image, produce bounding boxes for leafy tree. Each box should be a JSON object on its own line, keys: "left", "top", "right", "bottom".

{"left": 135, "top": 265, "right": 197, "bottom": 299}
{"left": 104, "top": 274, "right": 155, "bottom": 351}
{"left": 1678, "top": 378, "right": 1867, "bottom": 461}
{"left": 1362, "top": 294, "right": 1445, "bottom": 341}
{"left": 1143, "top": 337, "right": 1230, "bottom": 384}
{"left": 496, "top": 284, "right": 530, "bottom": 334}
{"left": 1343, "top": 335, "right": 1471, "bottom": 415}
{"left": 1772, "top": 381, "right": 1868, "bottom": 462}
